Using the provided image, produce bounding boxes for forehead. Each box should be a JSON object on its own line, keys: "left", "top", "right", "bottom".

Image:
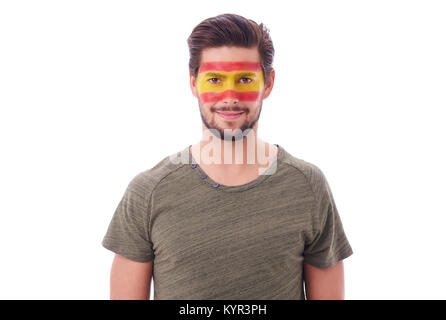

{"left": 200, "top": 46, "right": 260, "bottom": 64}
{"left": 199, "top": 63, "right": 261, "bottom": 75}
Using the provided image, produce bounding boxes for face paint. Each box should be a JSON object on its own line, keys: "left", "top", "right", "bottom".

{"left": 196, "top": 61, "right": 264, "bottom": 103}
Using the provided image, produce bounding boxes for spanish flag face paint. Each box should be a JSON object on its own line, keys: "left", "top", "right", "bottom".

{"left": 196, "top": 61, "right": 264, "bottom": 103}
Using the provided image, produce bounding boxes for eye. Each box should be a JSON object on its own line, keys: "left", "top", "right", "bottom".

{"left": 239, "top": 77, "right": 253, "bottom": 84}
{"left": 207, "top": 78, "right": 221, "bottom": 84}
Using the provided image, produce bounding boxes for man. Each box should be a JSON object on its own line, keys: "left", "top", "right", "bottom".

{"left": 102, "top": 13, "right": 353, "bottom": 300}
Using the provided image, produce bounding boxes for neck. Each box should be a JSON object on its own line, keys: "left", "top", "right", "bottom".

{"left": 192, "top": 128, "right": 276, "bottom": 170}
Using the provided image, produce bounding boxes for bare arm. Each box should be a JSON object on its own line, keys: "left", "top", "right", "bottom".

{"left": 109, "top": 254, "right": 153, "bottom": 300}
{"left": 303, "top": 260, "right": 345, "bottom": 300}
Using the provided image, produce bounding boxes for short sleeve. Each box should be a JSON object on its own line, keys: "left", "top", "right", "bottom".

{"left": 303, "top": 166, "right": 353, "bottom": 268}
{"left": 101, "top": 174, "right": 155, "bottom": 262}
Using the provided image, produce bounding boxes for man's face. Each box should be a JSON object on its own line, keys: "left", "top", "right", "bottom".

{"left": 190, "top": 46, "right": 274, "bottom": 141}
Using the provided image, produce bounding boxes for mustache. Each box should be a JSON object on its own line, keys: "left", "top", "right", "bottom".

{"left": 211, "top": 106, "right": 247, "bottom": 113}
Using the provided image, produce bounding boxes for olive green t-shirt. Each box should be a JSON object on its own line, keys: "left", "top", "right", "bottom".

{"left": 101, "top": 144, "right": 353, "bottom": 300}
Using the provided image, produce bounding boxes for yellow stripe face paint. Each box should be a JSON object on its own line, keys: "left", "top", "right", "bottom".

{"left": 196, "top": 61, "right": 265, "bottom": 103}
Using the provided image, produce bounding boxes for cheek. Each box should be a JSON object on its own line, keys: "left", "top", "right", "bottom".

{"left": 198, "top": 98, "right": 214, "bottom": 111}
{"left": 196, "top": 77, "right": 211, "bottom": 96}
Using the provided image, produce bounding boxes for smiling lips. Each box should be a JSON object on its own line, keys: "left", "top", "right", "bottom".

{"left": 216, "top": 111, "right": 244, "bottom": 120}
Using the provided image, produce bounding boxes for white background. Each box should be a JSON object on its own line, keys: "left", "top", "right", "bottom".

{"left": 1, "top": 0, "right": 445, "bottom": 299}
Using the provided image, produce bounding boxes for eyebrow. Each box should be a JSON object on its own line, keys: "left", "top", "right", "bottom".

{"left": 203, "top": 72, "right": 257, "bottom": 78}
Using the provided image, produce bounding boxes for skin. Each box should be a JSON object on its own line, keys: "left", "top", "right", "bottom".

{"left": 303, "top": 260, "right": 345, "bottom": 300}
{"left": 189, "top": 46, "right": 278, "bottom": 186}
{"left": 109, "top": 254, "right": 152, "bottom": 300}
{"left": 109, "top": 45, "right": 346, "bottom": 300}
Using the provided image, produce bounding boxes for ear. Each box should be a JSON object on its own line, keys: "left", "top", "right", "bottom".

{"left": 189, "top": 70, "right": 198, "bottom": 98}
{"left": 262, "top": 68, "right": 275, "bottom": 100}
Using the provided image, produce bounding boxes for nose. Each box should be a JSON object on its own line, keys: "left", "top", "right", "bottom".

{"left": 222, "top": 90, "right": 239, "bottom": 104}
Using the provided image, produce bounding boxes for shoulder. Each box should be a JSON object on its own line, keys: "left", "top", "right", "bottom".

{"left": 126, "top": 147, "right": 188, "bottom": 200}
{"left": 279, "top": 147, "right": 338, "bottom": 229}
{"left": 279, "top": 147, "right": 330, "bottom": 202}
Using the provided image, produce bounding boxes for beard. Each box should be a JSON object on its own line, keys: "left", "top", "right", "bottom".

{"left": 198, "top": 100, "right": 263, "bottom": 142}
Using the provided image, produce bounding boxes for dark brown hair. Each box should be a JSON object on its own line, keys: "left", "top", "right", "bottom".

{"left": 187, "top": 13, "right": 275, "bottom": 85}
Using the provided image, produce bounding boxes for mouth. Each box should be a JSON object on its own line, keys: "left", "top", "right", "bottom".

{"left": 216, "top": 111, "right": 244, "bottom": 120}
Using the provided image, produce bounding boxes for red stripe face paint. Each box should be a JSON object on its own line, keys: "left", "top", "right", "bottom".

{"left": 196, "top": 61, "right": 264, "bottom": 103}
{"left": 198, "top": 61, "right": 262, "bottom": 72}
